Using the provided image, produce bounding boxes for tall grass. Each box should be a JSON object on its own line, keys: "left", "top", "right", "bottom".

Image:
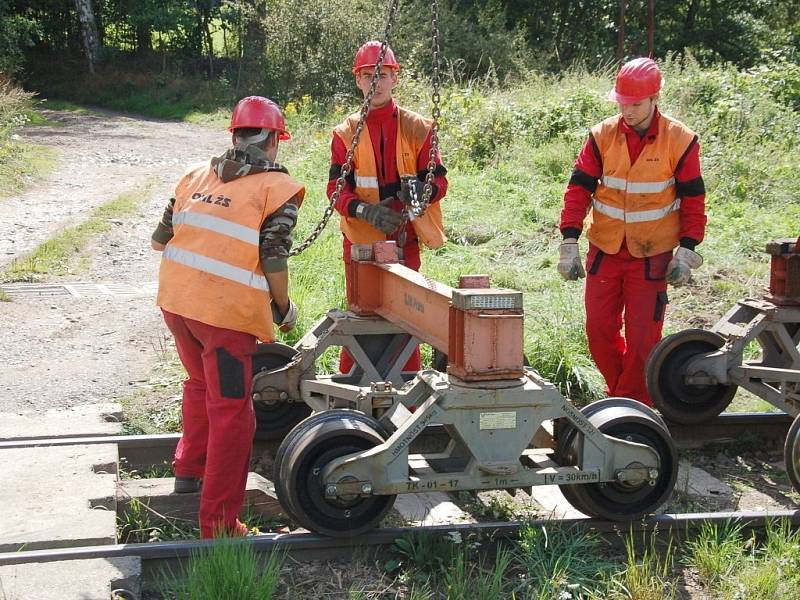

{"left": 161, "top": 540, "right": 285, "bottom": 600}
{"left": 0, "top": 77, "right": 57, "bottom": 197}
{"left": 597, "top": 531, "right": 677, "bottom": 600}
{"left": 513, "top": 523, "right": 611, "bottom": 597}
{"left": 685, "top": 519, "right": 800, "bottom": 600}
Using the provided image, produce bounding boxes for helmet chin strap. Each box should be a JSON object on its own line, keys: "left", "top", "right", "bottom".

{"left": 234, "top": 128, "right": 270, "bottom": 147}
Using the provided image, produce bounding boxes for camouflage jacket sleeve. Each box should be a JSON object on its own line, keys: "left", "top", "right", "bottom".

{"left": 151, "top": 197, "right": 176, "bottom": 245}
{"left": 260, "top": 194, "right": 301, "bottom": 273}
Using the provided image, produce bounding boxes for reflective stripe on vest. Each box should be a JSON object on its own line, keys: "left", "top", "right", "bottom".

{"left": 172, "top": 210, "right": 260, "bottom": 245}
{"left": 355, "top": 175, "right": 379, "bottom": 189}
{"left": 601, "top": 175, "right": 676, "bottom": 194}
{"left": 163, "top": 245, "right": 269, "bottom": 291}
{"left": 592, "top": 197, "right": 682, "bottom": 223}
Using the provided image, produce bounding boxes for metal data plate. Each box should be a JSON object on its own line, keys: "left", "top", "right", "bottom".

{"left": 479, "top": 411, "right": 517, "bottom": 430}
{"left": 451, "top": 289, "right": 523, "bottom": 310}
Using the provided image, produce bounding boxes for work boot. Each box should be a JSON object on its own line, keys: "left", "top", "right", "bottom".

{"left": 173, "top": 476, "right": 201, "bottom": 494}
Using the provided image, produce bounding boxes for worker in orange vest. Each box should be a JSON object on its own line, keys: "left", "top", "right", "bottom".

{"left": 327, "top": 41, "right": 449, "bottom": 374}
{"left": 151, "top": 96, "right": 305, "bottom": 538}
{"left": 558, "top": 58, "right": 707, "bottom": 406}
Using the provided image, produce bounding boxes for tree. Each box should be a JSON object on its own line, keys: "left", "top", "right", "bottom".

{"left": 74, "top": 0, "right": 101, "bottom": 72}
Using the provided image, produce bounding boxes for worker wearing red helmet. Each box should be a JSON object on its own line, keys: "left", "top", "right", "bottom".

{"left": 558, "top": 57, "right": 707, "bottom": 406}
{"left": 328, "top": 41, "right": 449, "bottom": 374}
{"left": 151, "top": 96, "right": 305, "bottom": 537}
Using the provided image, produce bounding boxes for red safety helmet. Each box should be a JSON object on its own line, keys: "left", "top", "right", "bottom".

{"left": 352, "top": 40, "right": 400, "bottom": 75}
{"left": 608, "top": 57, "right": 663, "bottom": 104}
{"left": 229, "top": 96, "right": 291, "bottom": 141}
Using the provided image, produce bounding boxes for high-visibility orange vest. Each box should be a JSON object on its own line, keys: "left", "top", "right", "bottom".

{"left": 587, "top": 114, "right": 696, "bottom": 258}
{"left": 333, "top": 107, "right": 446, "bottom": 249}
{"left": 157, "top": 161, "right": 305, "bottom": 341}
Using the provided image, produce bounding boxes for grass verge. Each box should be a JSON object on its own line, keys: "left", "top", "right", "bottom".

{"left": 1, "top": 189, "right": 141, "bottom": 282}
{"left": 0, "top": 140, "right": 57, "bottom": 198}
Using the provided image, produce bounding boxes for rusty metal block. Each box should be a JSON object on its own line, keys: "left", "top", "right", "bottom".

{"left": 373, "top": 241, "right": 399, "bottom": 264}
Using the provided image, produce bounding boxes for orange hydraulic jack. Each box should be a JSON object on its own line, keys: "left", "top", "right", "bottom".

{"left": 255, "top": 240, "right": 677, "bottom": 537}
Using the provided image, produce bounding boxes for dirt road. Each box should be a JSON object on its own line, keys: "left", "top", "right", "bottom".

{"left": 0, "top": 109, "right": 227, "bottom": 414}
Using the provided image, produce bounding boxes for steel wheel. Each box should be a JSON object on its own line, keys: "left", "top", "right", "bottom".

{"left": 274, "top": 410, "right": 395, "bottom": 537}
{"left": 273, "top": 409, "right": 388, "bottom": 521}
{"left": 557, "top": 399, "right": 678, "bottom": 520}
{"left": 646, "top": 329, "right": 737, "bottom": 425}
{"left": 784, "top": 412, "right": 800, "bottom": 494}
{"left": 252, "top": 343, "right": 311, "bottom": 441}
{"left": 272, "top": 410, "right": 364, "bottom": 524}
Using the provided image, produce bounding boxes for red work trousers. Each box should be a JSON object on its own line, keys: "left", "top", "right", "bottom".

{"left": 584, "top": 244, "right": 671, "bottom": 407}
{"left": 162, "top": 310, "right": 256, "bottom": 538}
{"left": 339, "top": 236, "right": 422, "bottom": 373}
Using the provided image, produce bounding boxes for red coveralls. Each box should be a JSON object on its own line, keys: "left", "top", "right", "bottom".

{"left": 560, "top": 109, "right": 706, "bottom": 405}
{"left": 163, "top": 312, "right": 254, "bottom": 538}
{"left": 327, "top": 99, "right": 448, "bottom": 373}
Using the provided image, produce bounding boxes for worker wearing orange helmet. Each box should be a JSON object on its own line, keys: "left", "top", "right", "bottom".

{"left": 558, "top": 57, "right": 707, "bottom": 406}
{"left": 151, "top": 96, "right": 305, "bottom": 537}
{"left": 328, "top": 41, "right": 449, "bottom": 374}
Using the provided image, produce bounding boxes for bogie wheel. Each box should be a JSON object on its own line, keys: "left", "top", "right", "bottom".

{"left": 784, "top": 412, "right": 800, "bottom": 494}
{"left": 272, "top": 410, "right": 370, "bottom": 524}
{"left": 274, "top": 409, "right": 395, "bottom": 537}
{"left": 252, "top": 343, "right": 311, "bottom": 441}
{"left": 557, "top": 400, "right": 678, "bottom": 520}
{"left": 646, "top": 328, "right": 737, "bottom": 425}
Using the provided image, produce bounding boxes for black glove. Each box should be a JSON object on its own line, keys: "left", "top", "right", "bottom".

{"left": 355, "top": 198, "right": 403, "bottom": 235}
{"left": 398, "top": 177, "right": 429, "bottom": 207}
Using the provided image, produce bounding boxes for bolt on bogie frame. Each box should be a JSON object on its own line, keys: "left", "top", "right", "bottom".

{"left": 261, "top": 242, "right": 678, "bottom": 537}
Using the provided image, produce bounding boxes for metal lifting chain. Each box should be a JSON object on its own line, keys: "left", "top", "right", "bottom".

{"left": 412, "top": 0, "right": 442, "bottom": 218}
{"left": 289, "top": 0, "right": 401, "bottom": 256}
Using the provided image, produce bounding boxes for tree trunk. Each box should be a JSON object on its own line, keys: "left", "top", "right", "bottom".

{"left": 617, "top": 0, "right": 626, "bottom": 61}
{"left": 553, "top": 0, "right": 570, "bottom": 63}
{"left": 74, "top": 0, "right": 101, "bottom": 73}
{"left": 136, "top": 23, "right": 152, "bottom": 54}
{"left": 686, "top": 0, "right": 700, "bottom": 31}
{"left": 647, "top": 0, "right": 655, "bottom": 56}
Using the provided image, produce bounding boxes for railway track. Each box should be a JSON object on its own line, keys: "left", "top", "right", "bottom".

{"left": 1, "top": 510, "right": 798, "bottom": 577}
{"left": 1, "top": 411, "right": 794, "bottom": 463}
{"left": 1, "top": 411, "right": 797, "bottom": 597}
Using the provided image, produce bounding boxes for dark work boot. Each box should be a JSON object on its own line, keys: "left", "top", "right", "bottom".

{"left": 174, "top": 476, "right": 201, "bottom": 494}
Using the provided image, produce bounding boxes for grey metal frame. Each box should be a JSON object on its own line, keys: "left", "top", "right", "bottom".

{"left": 254, "top": 310, "right": 664, "bottom": 500}
{"left": 684, "top": 298, "right": 800, "bottom": 416}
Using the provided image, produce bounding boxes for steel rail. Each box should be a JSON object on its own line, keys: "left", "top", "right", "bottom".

{"left": 0, "top": 510, "right": 798, "bottom": 575}
{"left": 0, "top": 412, "right": 793, "bottom": 459}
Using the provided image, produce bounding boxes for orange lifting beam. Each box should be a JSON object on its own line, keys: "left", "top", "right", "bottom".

{"left": 346, "top": 241, "right": 525, "bottom": 381}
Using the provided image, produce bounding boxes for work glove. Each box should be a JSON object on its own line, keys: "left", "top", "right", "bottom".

{"left": 271, "top": 299, "right": 298, "bottom": 333}
{"left": 557, "top": 241, "right": 586, "bottom": 281}
{"left": 666, "top": 247, "right": 703, "bottom": 287}
{"left": 355, "top": 198, "right": 403, "bottom": 235}
{"left": 398, "top": 176, "right": 428, "bottom": 207}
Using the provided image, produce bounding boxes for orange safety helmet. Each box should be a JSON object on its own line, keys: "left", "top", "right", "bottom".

{"left": 607, "top": 57, "right": 663, "bottom": 104}
{"left": 352, "top": 40, "right": 400, "bottom": 75}
{"left": 229, "top": 96, "right": 291, "bottom": 141}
